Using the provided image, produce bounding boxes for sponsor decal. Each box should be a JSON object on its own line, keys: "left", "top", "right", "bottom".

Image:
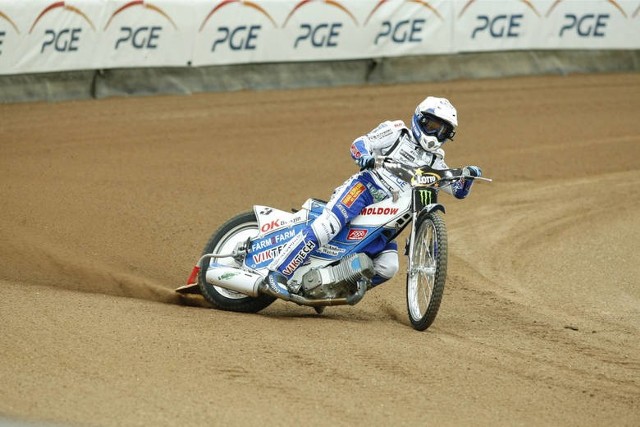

{"left": 30, "top": 2, "right": 96, "bottom": 33}
{"left": 199, "top": 0, "right": 277, "bottom": 54}
{"left": 350, "top": 144, "right": 363, "bottom": 159}
{"left": 251, "top": 229, "right": 296, "bottom": 252}
{"left": 419, "top": 189, "right": 433, "bottom": 206}
{"left": 104, "top": 0, "right": 177, "bottom": 52}
{"left": 104, "top": 1, "right": 177, "bottom": 30}
{"left": 336, "top": 204, "right": 349, "bottom": 221}
{"left": 261, "top": 219, "right": 281, "bottom": 233}
{"left": 546, "top": 0, "right": 626, "bottom": 18}
{"left": 411, "top": 170, "right": 440, "bottom": 186}
{"left": 399, "top": 150, "right": 415, "bottom": 162}
{"left": 341, "top": 182, "right": 366, "bottom": 208}
{"left": 252, "top": 245, "right": 284, "bottom": 264}
{"left": 316, "top": 244, "right": 345, "bottom": 257}
{"left": 360, "top": 207, "right": 399, "bottom": 216}
{"left": 260, "top": 216, "right": 303, "bottom": 233}
{"left": 28, "top": 2, "right": 96, "bottom": 55}
{"left": 365, "top": 182, "right": 386, "bottom": 203}
{"left": 370, "top": 128, "right": 392, "bottom": 140}
{"left": 459, "top": 0, "right": 540, "bottom": 18}
{"left": 218, "top": 271, "right": 240, "bottom": 281}
{"left": 284, "top": 0, "right": 358, "bottom": 27}
{"left": 200, "top": 0, "right": 277, "bottom": 31}
{"left": 283, "top": 1, "right": 358, "bottom": 50}
{"left": 459, "top": 0, "right": 540, "bottom": 40}
{"left": 347, "top": 228, "right": 368, "bottom": 241}
{"left": 545, "top": 0, "right": 625, "bottom": 38}
{"left": 366, "top": 0, "right": 443, "bottom": 25}
{"left": 282, "top": 240, "right": 316, "bottom": 276}
{"left": 366, "top": 1, "right": 442, "bottom": 46}
{"left": 259, "top": 207, "right": 273, "bottom": 215}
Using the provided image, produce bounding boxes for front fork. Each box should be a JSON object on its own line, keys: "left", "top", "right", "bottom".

{"left": 405, "top": 203, "right": 445, "bottom": 279}
{"left": 405, "top": 211, "right": 418, "bottom": 278}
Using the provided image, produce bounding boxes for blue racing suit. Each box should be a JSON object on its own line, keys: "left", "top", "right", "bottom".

{"left": 268, "top": 120, "right": 474, "bottom": 285}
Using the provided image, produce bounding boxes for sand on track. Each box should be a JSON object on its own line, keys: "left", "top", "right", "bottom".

{"left": 1, "top": 73, "right": 639, "bottom": 426}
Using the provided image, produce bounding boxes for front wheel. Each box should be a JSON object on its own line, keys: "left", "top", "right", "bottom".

{"left": 406, "top": 211, "right": 448, "bottom": 331}
{"left": 198, "top": 211, "right": 275, "bottom": 313}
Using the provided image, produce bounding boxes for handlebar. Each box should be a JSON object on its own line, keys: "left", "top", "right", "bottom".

{"left": 375, "top": 156, "right": 492, "bottom": 185}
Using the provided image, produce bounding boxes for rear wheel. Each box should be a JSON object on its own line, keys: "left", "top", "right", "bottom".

{"left": 198, "top": 211, "right": 275, "bottom": 313}
{"left": 406, "top": 211, "right": 448, "bottom": 331}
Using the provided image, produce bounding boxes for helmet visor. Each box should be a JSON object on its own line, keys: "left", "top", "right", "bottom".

{"left": 420, "top": 114, "right": 455, "bottom": 142}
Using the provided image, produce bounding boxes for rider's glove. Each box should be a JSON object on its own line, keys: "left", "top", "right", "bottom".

{"left": 463, "top": 165, "right": 482, "bottom": 178}
{"left": 454, "top": 166, "right": 482, "bottom": 199}
{"left": 356, "top": 155, "right": 376, "bottom": 170}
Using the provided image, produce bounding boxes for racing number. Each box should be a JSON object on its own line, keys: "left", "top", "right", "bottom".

{"left": 0, "top": 31, "right": 5, "bottom": 54}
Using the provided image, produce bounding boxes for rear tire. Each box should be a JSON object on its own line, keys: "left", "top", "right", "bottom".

{"left": 406, "top": 211, "right": 448, "bottom": 331}
{"left": 198, "top": 211, "right": 275, "bottom": 313}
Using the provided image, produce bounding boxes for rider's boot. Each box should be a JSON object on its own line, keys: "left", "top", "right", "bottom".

{"left": 260, "top": 270, "right": 291, "bottom": 300}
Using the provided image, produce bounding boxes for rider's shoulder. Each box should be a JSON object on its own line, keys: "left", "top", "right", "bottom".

{"left": 369, "top": 120, "right": 408, "bottom": 140}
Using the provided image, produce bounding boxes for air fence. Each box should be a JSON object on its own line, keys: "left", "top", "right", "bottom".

{"left": 0, "top": 0, "right": 638, "bottom": 102}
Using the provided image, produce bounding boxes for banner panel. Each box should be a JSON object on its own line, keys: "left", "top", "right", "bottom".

{"left": 1, "top": 0, "right": 105, "bottom": 73}
{"left": 0, "top": 0, "right": 638, "bottom": 76}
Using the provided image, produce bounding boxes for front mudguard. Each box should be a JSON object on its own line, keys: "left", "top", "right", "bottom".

{"left": 418, "top": 203, "right": 445, "bottom": 217}
{"left": 405, "top": 203, "right": 445, "bottom": 256}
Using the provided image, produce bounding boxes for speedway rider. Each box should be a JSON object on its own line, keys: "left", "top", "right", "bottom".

{"left": 262, "top": 96, "right": 482, "bottom": 299}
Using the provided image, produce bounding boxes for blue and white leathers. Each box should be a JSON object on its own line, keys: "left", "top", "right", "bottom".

{"left": 269, "top": 119, "right": 473, "bottom": 283}
{"left": 268, "top": 171, "right": 398, "bottom": 284}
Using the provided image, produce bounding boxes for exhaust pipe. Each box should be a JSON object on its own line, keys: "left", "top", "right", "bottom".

{"left": 204, "top": 264, "right": 367, "bottom": 307}
{"left": 205, "top": 265, "right": 263, "bottom": 297}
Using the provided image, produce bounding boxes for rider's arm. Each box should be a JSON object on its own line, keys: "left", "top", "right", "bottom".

{"left": 351, "top": 120, "right": 405, "bottom": 167}
{"left": 431, "top": 154, "right": 476, "bottom": 199}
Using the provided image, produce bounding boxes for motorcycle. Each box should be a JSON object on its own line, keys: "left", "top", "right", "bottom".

{"left": 176, "top": 157, "right": 490, "bottom": 331}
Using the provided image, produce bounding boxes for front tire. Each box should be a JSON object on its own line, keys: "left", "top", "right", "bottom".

{"left": 406, "top": 211, "right": 448, "bottom": 331}
{"left": 198, "top": 211, "right": 275, "bottom": 313}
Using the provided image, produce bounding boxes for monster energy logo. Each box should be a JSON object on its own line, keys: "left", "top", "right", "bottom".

{"left": 419, "top": 190, "right": 432, "bottom": 206}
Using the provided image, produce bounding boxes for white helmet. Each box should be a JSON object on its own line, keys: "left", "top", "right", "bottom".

{"left": 411, "top": 96, "right": 458, "bottom": 151}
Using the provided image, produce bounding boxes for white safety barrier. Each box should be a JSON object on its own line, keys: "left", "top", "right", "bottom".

{"left": 0, "top": 0, "right": 638, "bottom": 75}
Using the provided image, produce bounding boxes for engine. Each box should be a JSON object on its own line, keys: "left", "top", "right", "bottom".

{"left": 300, "top": 253, "right": 375, "bottom": 300}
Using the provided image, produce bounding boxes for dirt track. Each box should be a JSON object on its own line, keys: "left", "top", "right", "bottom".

{"left": 1, "top": 73, "right": 639, "bottom": 426}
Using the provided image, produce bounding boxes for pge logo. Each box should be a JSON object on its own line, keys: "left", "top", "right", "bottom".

{"left": 0, "top": 11, "right": 20, "bottom": 55}
{"left": 365, "top": 0, "right": 443, "bottom": 45}
{"left": 458, "top": 0, "right": 541, "bottom": 39}
{"left": 546, "top": 0, "right": 627, "bottom": 38}
{"left": 284, "top": 0, "right": 358, "bottom": 49}
{"left": 104, "top": 0, "right": 177, "bottom": 50}
{"left": 29, "top": 2, "right": 95, "bottom": 54}
{"left": 199, "top": 0, "right": 277, "bottom": 53}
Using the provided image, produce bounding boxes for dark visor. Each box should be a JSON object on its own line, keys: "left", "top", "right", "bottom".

{"left": 420, "top": 114, "right": 455, "bottom": 142}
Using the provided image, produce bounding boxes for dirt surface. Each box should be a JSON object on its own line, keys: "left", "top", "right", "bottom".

{"left": 1, "top": 73, "right": 639, "bottom": 426}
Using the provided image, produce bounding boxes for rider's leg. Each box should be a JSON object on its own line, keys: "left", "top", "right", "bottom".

{"left": 263, "top": 173, "right": 380, "bottom": 297}
{"left": 370, "top": 241, "right": 399, "bottom": 286}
